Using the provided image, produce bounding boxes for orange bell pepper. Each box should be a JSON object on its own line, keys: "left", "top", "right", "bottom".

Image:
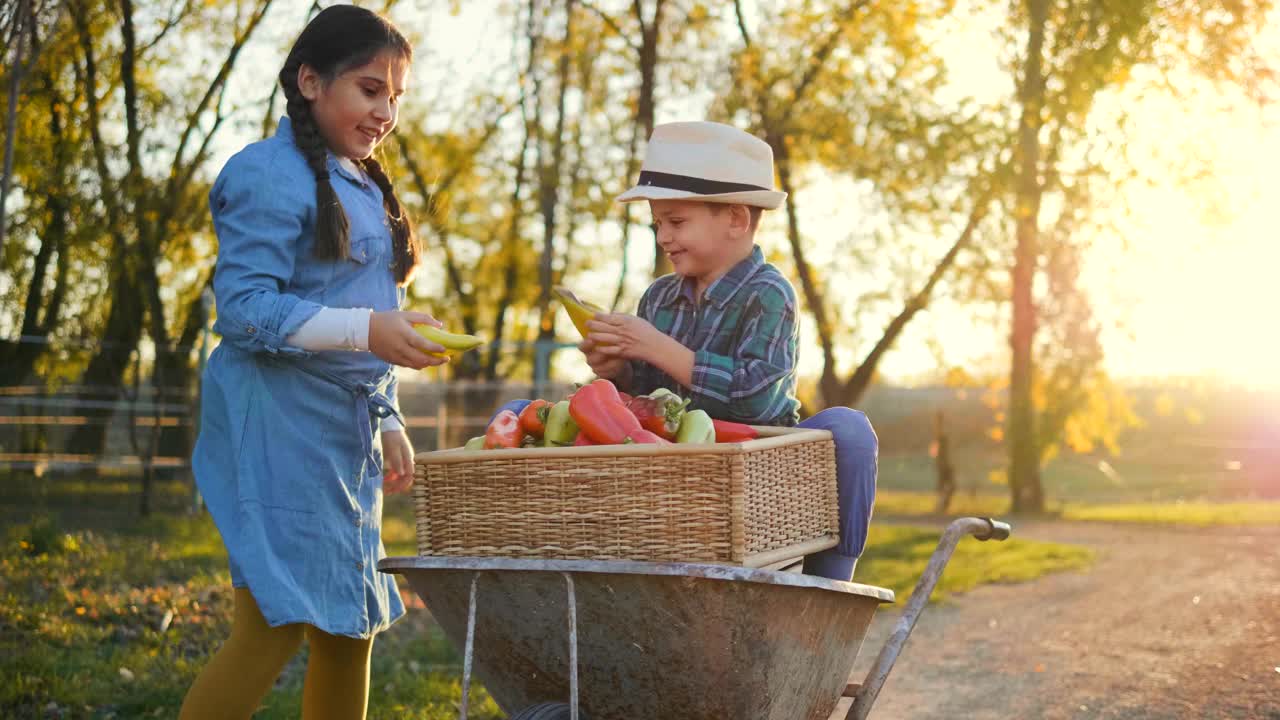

{"left": 518, "top": 399, "right": 552, "bottom": 438}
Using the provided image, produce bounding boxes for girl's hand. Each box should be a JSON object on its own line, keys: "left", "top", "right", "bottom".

{"left": 586, "top": 314, "right": 665, "bottom": 362}
{"left": 381, "top": 429, "right": 415, "bottom": 494}
{"left": 578, "top": 336, "right": 629, "bottom": 380}
{"left": 369, "top": 311, "right": 449, "bottom": 369}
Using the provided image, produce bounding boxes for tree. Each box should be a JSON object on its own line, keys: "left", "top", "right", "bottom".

{"left": 999, "top": 0, "right": 1273, "bottom": 511}
{"left": 722, "top": 0, "right": 1007, "bottom": 410}
{"left": 583, "top": 0, "right": 672, "bottom": 285}
{"left": 63, "top": 0, "right": 275, "bottom": 456}
{"left": 1, "top": 0, "right": 66, "bottom": 257}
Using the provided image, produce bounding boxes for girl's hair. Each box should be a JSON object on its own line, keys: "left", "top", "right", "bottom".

{"left": 278, "top": 4, "right": 419, "bottom": 285}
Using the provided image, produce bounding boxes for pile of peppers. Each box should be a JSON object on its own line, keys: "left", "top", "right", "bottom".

{"left": 462, "top": 380, "right": 760, "bottom": 450}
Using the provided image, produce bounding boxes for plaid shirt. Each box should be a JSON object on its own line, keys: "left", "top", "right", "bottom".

{"left": 628, "top": 245, "right": 801, "bottom": 426}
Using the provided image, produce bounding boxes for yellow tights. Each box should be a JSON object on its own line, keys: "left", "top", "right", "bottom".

{"left": 179, "top": 587, "right": 374, "bottom": 720}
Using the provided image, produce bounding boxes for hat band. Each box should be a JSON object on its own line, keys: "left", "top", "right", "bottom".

{"left": 637, "top": 170, "right": 770, "bottom": 196}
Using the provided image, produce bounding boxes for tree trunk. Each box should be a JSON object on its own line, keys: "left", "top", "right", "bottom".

{"left": 397, "top": 141, "right": 485, "bottom": 378}
{"left": 1008, "top": 0, "right": 1048, "bottom": 513}
{"left": 612, "top": 0, "right": 666, "bottom": 303}
{"left": 839, "top": 190, "right": 991, "bottom": 406}
{"left": 69, "top": 0, "right": 152, "bottom": 456}
{"left": 639, "top": 0, "right": 669, "bottom": 280}
{"left": 154, "top": 282, "right": 210, "bottom": 464}
{"left": 0, "top": 0, "right": 31, "bottom": 256}
{"left": 770, "top": 134, "right": 841, "bottom": 406}
{"left": 69, "top": 255, "right": 147, "bottom": 454}
{"left": 534, "top": 0, "right": 575, "bottom": 382}
{"left": 934, "top": 410, "right": 956, "bottom": 514}
{"left": 7, "top": 76, "right": 69, "bottom": 381}
{"left": 487, "top": 0, "right": 540, "bottom": 380}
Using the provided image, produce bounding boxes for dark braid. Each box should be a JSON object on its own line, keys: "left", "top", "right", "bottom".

{"left": 280, "top": 76, "right": 351, "bottom": 260}
{"left": 276, "top": 5, "right": 415, "bottom": 266}
{"left": 359, "top": 156, "right": 420, "bottom": 285}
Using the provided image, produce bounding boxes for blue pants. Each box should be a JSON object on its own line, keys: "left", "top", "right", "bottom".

{"left": 796, "top": 407, "right": 878, "bottom": 582}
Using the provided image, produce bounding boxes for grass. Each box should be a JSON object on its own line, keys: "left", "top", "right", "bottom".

{"left": 877, "top": 444, "right": 1275, "bottom": 507}
{"left": 0, "top": 506, "right": 501, "bottom": 719}
{"left": 1060, "top": 500, "right": 1280, "bottom": 527}
{"left": 873, "top": 489, "right": 1280, "bottom": 528}
{"left": 854, "top": 524, "right": 1094, "bottom": 603}
{"left": 874, "top": 489, "right": 1011, "bottom": 518}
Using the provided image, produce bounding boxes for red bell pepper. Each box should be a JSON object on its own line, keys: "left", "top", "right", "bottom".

{"left": 569, "top": 379, "right": 642, "bottom": 445}
{"left": 573, "top": 432, "right": 596, "bottom": 446}
{"left": 626, "top": 391, "right": 690, "bottom": 441}
{"left": 712, "top": 418, "right": 759, "bottom": 443}
{"left": 483, "top": 410, "right": 524, "bottom": 449}
{"left": 518, "top": 399, "right": 551, "bottom": 438}
{"left": 624, "top": 428, "right": 671, "bottom": 445}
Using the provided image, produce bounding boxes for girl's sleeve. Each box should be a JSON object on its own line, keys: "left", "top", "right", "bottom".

{"left": 285, "top": 307, "right": 372, "bottom": 351}
{"left": 209, "top": 152, "right": 324, "bottom": 355}
{"left": 379, "top": 373, "right": 404, "bottom": 432}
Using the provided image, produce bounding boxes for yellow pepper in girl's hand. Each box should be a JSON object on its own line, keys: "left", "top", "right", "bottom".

{"left": 413, "top": 325, "right": 485, "bottom": 357}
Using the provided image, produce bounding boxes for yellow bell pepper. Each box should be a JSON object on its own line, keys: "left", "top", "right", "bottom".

{"left": 414, "top": 325, "right": 485, "bottom": 357}
{"left": 552, "top": 286, "right": 608, "bottom": 342}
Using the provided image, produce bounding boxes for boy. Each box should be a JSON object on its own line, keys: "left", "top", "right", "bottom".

{"left": 581, "top": 121, "right": 877, "bottom": 582}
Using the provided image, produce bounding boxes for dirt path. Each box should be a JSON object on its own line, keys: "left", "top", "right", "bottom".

{"left": 830, "top": 520, "right": 1280, "bottom": 720}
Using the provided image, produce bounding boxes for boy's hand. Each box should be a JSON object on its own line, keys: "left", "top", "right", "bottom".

{"left": 586, "top": 314, "right": 665, "bottom": 363}
{"left": 579, "top": 337, "right": 628, "bottom": 379}
{"left": 381, "top": 429, "right": 415, "bottom": 495}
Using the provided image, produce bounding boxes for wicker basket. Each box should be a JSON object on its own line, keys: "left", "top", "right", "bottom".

{"left": 411, "top": 426, "right": 839, "bottom": 567}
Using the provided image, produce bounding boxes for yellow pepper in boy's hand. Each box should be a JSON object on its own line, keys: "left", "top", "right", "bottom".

{"left": 579, "top": 335, "right": 629, "bottom": 381}
{"left": 586, "top": 314, "right": 695, "bottom": 388}
{"left": 585, "top": 314, "right": 666, "bottom": 360}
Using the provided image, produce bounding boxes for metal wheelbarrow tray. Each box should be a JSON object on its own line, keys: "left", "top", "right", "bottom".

{"left": 380, "top": 517, "right": 1011, "bottom": 720}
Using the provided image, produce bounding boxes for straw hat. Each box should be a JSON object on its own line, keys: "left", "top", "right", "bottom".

{"left": 616, "top": 121, "right": 787, "bottom": 209}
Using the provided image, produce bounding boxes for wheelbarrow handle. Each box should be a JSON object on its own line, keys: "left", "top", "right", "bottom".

{"left": 845, "top": 517, "right": 1012, "bottom": 720}
{"left": 973, "top": 517, "right": 1011, "bottom": 542}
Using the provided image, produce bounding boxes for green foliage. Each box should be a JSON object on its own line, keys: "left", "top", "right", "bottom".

{"left": 2, "top": 0, "right": 276, "bottom": 388}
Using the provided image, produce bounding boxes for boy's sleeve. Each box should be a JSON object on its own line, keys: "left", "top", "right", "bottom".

{"left": 209, "top": 151, "right": 323, "bottom": 356}
{"left": 686, "top": 282, "right": 798, "bottom": 423}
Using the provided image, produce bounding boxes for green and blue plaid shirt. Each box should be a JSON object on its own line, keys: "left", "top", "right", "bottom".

{"left": 628, "top": 245, "right": 801, "bottom": 426}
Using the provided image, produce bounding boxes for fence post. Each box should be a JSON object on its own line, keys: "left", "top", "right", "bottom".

{"left": 436, "top": 401, "right": 448, "bottom": 451}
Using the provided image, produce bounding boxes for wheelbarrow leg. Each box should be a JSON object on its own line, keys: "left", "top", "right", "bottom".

{"left": 460, "top": 573, "right": 480, "bottom": 720}
{"left": 562, "top": 572, "right": 580, "bottom": 720}
{"left": 456, "top": 572, "right": 583, "bottom": 720}
{"left": 845, "top": 517, "right": 1011, "bottom": 720}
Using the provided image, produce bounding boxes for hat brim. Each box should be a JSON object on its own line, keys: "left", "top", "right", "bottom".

{"left": 615, "top": 184, "right": 786, "bottom": 210}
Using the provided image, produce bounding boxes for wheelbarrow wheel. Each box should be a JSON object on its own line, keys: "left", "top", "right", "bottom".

{"left": 508, "top": 702, "right": 588, "bottom": 720}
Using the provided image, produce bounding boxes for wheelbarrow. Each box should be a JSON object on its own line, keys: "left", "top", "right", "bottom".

{"left": 379, "top": 516, "right": 1011, "bottom": 720}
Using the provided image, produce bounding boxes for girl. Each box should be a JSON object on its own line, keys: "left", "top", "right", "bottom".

{"left": 181, "top": 6, "right": 444, "bottom": 718}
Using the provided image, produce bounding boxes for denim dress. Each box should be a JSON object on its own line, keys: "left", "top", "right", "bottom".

{"left": 192, "top": 117, "right": 406, "bottom": 638}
